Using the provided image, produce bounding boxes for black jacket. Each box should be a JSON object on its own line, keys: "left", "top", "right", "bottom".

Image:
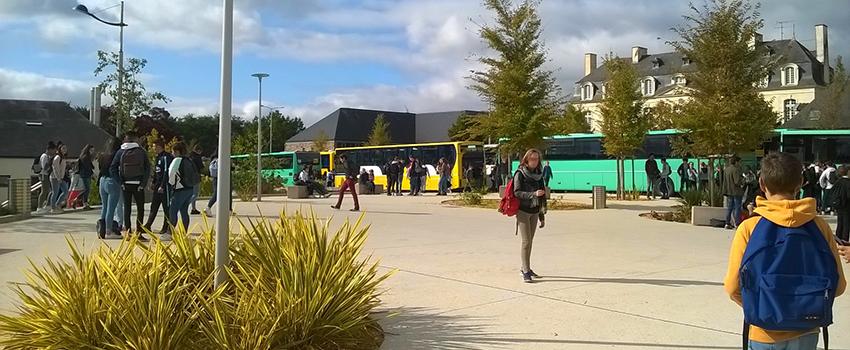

{"left": 152, "top": 151, "right": 175, "bottom": 190}
{"left": 832, "top": 177, "right": 850, "bottom": 210}
{"left": 645, "top": 159, "right": 660, "bottom": 177}
{"left": 512, "top": 166, "right": 546, "bottom": 214}
{"left": 190, "top": 152, "right": 205, "bottom": 176}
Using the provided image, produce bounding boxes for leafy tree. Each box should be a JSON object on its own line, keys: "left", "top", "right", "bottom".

{"left": 311, "top": 130, "right": 331, "bottom": 151}
{"left": 94, "top": 50, "right": 170, "bottom": 134}
{"left": 598, "top": 55, "right": 649, "bottom": 199}
{"left": 647, "top": 101, "right": 678, "bottom": 130}
{"left": 134, "top": 107, "right": 178, "bottom": 141}
{"left": 556, "top": 104, "right": 592, "bottom": 134}
{"left": 468, "top": 0, "right": 562, "bottom": 155}
{"left": 820, "top": 56, "right": 847, "bottom": 129}
{"left": 170, "top": 114, "right": 248, "bottom": 155}
{"left": 241, "top": 110, "right": 305, "bottom": 152}
{"left": 670, "top": 0, "right": 777, "bottom": 204}
{"left": 366, "top": 114, "right": 392, "bottom": 146}
{"left": 448, "top": 113, "right": 486, "bottom": 142}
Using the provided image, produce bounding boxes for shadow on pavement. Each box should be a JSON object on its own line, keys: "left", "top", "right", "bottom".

{"left": 532, "top": 275, "right": 722, "bottom": 287}
{"left": 607, "top": 203, "right": 678, "bottom": 212}
{"left": 376, "top": 307, "right": 740, "bottom": 349}
{"left": 3, "top": 217, "right": 94, "bottom": 235}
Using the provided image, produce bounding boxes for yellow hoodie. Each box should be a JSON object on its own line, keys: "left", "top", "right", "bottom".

{"left": 724, "top": 197, "right": 846, "bottom": 343}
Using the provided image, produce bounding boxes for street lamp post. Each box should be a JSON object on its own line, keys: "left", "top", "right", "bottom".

{"left": 251, "top": 73, "right": 269, "bottom": 202}
{"left": 214, "top": 0, "right": 234, "bottom": 289}
{"left": 74, "top": 2, "right": 126, "bottom": 136}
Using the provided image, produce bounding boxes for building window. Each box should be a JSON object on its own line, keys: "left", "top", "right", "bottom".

{"left": 652, "top": 58, "right": 663, "bottom": 69}
{"left": 783, "top": 98, "right": 798, "bottom": 122}
{"left": 781, "top": 65, "right": 798, "bottom": 86}
{"left": 584, "top": 111, "right": 594, "bottom": 131}
{"left": 641, "top": 78, "right": 656, "bottom": 96}
{"left": 682, "top": 56, "right": 691, "bottom": 65}
{"left": 673, "top": 74, "right": 686, "bottom": 86}
{"left": 581, "top": 83, "right": 595, "bottom": 101}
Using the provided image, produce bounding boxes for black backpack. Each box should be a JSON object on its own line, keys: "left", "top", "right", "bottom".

{"left": 828, "top": 169, "right": 839, "bottom": 186}
{"left": 32, "top": 156, "right": 43, "bottom": 174}
{"left": 120, "top": 147, "right": 146, "bottom": 180}
{"left": 179, "top": 157, "right": 201, "bottom": 187}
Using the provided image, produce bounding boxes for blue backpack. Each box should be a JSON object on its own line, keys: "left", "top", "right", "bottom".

{"left": 739, "top": 218, "right": 839, "bottom": 349}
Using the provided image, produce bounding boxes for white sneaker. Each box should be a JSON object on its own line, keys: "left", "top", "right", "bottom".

{"left": 35, "top": 207, "right": 49, "bottom": 215}
{"left": 160, "top": 234, "right": 173, "bottom": 242}
{"left": 203, "top": 209, "right": 214, "bottom": 217}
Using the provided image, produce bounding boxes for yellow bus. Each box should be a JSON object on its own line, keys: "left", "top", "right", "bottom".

{"left": 331, "top": 141, "right": 485, "bottom": 191}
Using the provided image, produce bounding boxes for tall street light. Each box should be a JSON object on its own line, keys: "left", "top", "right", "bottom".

{"left": 74, "top": 2, "right": 126, "bottom": 136}
{"left": 214, "top": 0, "right": 234, "bottom": 289}
{"left": 261, "top": 105, "right": 285, "bottom": 152}
{"left": 251, "top": 73, "right": 269, "bottom": 202}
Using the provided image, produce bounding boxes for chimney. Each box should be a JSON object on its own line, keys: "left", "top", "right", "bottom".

{"left": 631, "top": 46, "right": 647, "bottom": 64}
{"left": 816, "top": 24, "right": 830, "bottom": 84}
{"left": 584, "top": 53, "right": 597, "bottom": 76}
{"left": 89, "top": 87, "right": 96, "bottom": 124}
{"left": 749, "top": 32, "right": 763, "bottom": 50}
{"left": 89, "top": 86, "right": 102, "bottom": 126}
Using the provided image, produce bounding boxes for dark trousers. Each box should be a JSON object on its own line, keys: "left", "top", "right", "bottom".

{"left": 387, "top": 176, "right": 398, "bottom": 195}
{"left": 394, "top": 176, "right": 402, "bottom": 194}
{"left": 335, "top": 178, "right": 359, "bottom": 209}
{"left": 145, "top": 190, "right": 169, "bottom": 231}
{"left": 823, "top": 188, "right": 834, "bottom": 213}
{"left": 409, "top": 176, "right": 420, "bottom": 195}
{"left": 122, "top": 184, "right": 145, "bottom": 233}
{"left": 837, "top": 210, "right": 850, "bottom": 242}
{"left": 81, "top": 176, "right": 92, "bottom": 204}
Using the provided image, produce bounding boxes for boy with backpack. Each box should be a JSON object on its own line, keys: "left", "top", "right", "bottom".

{"left": 724, "top": 152, "right": 846, "bottom": 350}
{"left": 109, "top": 132, "right": 151, "bottom": 241}
{"left": 165, "top": 142, "right": 200, "bottom": 241}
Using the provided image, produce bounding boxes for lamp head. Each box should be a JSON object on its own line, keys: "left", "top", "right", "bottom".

{"left": 73, "top": 4, "right": 90, "bottom": 13}
{"left": 252, "top": 73, "right": 270, "bottom": 79}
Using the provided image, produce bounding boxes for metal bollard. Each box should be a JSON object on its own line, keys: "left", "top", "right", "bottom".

{"left": 592, "top": 185, "right": 606, "bottom": 209}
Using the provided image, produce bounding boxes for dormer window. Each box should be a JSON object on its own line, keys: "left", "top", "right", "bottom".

{"left": 581, "top": 83, "right": 595, "bottom": 101}
{"left": 672, "top": 74, "right": 686, "bottom": 86}
{"left": 682, "top": 56, "right": 691, "bottom": 65}
{"left": 641, "top": 78, "right": 656, "bottom": 96}
{"left": 652, "top": 57, "right": 663, "bottom": 69}
{"left": 781, "top": 64, "right": 798, "bottom": 86}
{"left": 584, "top": 111, "right": 594, "bottom": 131}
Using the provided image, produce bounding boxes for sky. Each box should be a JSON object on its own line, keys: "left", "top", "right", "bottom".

{"left": 1, "top": 0, "right": 848, "bottom": 127}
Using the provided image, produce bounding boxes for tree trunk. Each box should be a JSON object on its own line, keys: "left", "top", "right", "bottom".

{"left": 708, "top": 157, "right": 717, "bottom": 207}
{"left": 616, "top": 157, "right": 625, "bottom": 200}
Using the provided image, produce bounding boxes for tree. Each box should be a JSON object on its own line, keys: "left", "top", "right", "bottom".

{"left": 820, "top": 56, "right": 847, "bottom": 129}
{"left": 94, "top": 50, "right": 170, "bottom": 134}
{"left": 556, "top": 104, "right": 592, "bottom": 134}
{"left": 311, "top": 130, "right": 331, "bottom": 151}
{"left": 670, "top": 0, "right": 777, "bottom": 204}
{"left": 468, "top": 0, "right": 562, "bottom": 155}
{"left": 134, "top": 107, "right": 178, "bottom": 141}
{"left": 598, "top": 55, "right": 649, "bottom": 199}
{"left": 647, "top": 101, "right": 678, "bottom": 130}
{"left": 170, "top": 114, "right": 248, "bottom": 155}
{"left": 448, "top": 113, "right": 486, "bottom": 142}
{"left": 366, "top": 114, "right": 392, "bottom": 146}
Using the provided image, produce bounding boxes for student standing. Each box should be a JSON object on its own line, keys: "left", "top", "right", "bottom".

{"left": 188, "top": 145, "right": 205, "bottom": 215}
{"left": 408, "top": 155, "right": 422, "bottom": 196}
{"left": 437, "top": 157, "right": 451, "bottom": 196}
{"left": 165, "top": 142, "right": 200, "bottom": 241}
{"left": 36, "top": 142, "right": 57, "bottom": 214}
{"left": 819, "top": 162, "right": 837, "bottom": 215}
{"left": 331, "top": 154, "right": 359, "bottom": 211}
{"left": 677, "top": 157, "right": 689, "bottom": 194}
{"left": 723, "top": 156, "right": 744, "bottom": 229}
{"left": 659, "top": 157, "right": 672, "bottom": 199}
{"left": 386, "top": 157, "right": 399, "bottom": 196}
{"left": 723, "top": 152, "right": 845, "bottom": 350}
{"left": 513, "top": 149, "right": 547, "bottom": 283}
{"left": 110, "top": 132, "right": 151, "bottom": 241}
{"left": 143, "top": 141, "right": 173, "bottom": 234}
{"left": 204, "top": 152, "right": 219, "bottom": 216}
{"left": 49, "top": 143, "right": 68, "bottom": 213}
{"left": 77, "top": 144, "right": 95, "bottom": 210}
{"left": 832, "top": 166, "right": 850, "bottom": 242}
{"left": 97, "top": 138, "right": 123, "bottom": 239}
{"left": 645, "top": 154, "right": 660, "bottom": 199}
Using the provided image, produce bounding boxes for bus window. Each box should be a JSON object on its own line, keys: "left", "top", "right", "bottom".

{"left": 295, "top": 152, "right": 320, "bottom": 166}
{"left": 321, "top": 154, "right": 330, "bottom": 169}
{"left": 277, "top": 154, "right": 294, "bottom": 170}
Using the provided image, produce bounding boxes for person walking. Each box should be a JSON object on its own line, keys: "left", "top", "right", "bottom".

{"left": 204, "top": 152, "right": 219, "bottom": 216}
{"left": 164, "top": 142, "right": 201, "bottom": 241}
{"left": 188, "top": 145, "right": 205, "bottom": 215}
{"left": 110, "top": 132, "right": 151, "bottom": 241}
{"left": 645, "top": 154, "right": 660, "bottom": 199}
{"left": 513, "top": 149, "right": 548, "bottom": 283}
{"left": 819, "top": 161, "right": 837, "bottom": 215}
{"left": 36, "top": 142, "right": 57, "bottom": 214}
{"left": 49, "top": 143, "right": 68, "bottom": 213}
{"left": 331, "top": 154, "right": 359, "bottom": 211}
{"left": 143, "top": 141, "right": 173, "bottom": 234}
{"left": 699, "top": 161, "right": 709, "bottom": 191}
{"left": 722, "top": 155, "right": 744, "bottom": 229}
{"left": 77, "top": 144, "right": 95, "bottom": 210}
{"left": 659, "top": 156, "right": 672, "bottom": 199}
{"left": 677, "top": 157, "right": 689, "bottom": 194}
{"left": 542, "top": 160, "right": 553, "bottom": 189}
{"left": 437, "top": 157, "right": 451, "bottom": 196}
{"left": 97, "top": 137, "right": 123, "bottom": 239}
{"left": 832, "top": 165, "right": 850, "bottom": 242}
{"left": 686, "top": 162, "right": 699, "bottom": 192}
{"left": 802, "top": 163, "right": 818, "bottom": 199}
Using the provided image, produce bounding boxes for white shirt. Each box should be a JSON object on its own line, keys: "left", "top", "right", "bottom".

{"left": 39, "top": 153, "right": 52, "bottom": 176}
{"left": 299, "top": 170, "right": 310, "bottom": 183}
{"left": 169, "top": 157, "right": 186, "bottom": 190}
{"left": 819, "top": 166, "right": 836, "bottom": 189}
{"left": 51, "top": 155, "right": 66, "bottom": 180}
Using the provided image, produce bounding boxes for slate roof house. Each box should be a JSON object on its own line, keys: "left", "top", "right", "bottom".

{"left": 572, "top": 24, "right": 834, "bottom": 131}
{"left": 285, "top": 108, "right": 485, "bottom": 151}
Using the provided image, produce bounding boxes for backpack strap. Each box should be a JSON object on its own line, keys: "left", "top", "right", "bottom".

{"left": 824, "top": 326, "right": 829, "bottom": 350}
{"left": 742, "top": 321, "right": 749, "bottom": 350}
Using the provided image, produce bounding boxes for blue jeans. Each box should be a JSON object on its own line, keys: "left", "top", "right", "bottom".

{"left": 99, "top": 177, "right": 121, "bottom": 229}
{"left": 190, "top": 185, "right": 200, "bottom": 211}
{"left": 50, "top": 178, "right": 67, "bottom": 209}
{"left": 81, "top": 176, "right": 92, "bottom": 204}
{"left": 169, "top": 188, "right": 194, "bottom": 232}
{"left": 726, "top": 195, "right": 743, "bottom": 226}
{"left": 749, "top": 333, "right": 819, "bottom": 350}
{"left": 438, "top": 175, "right": 449, "bottom": 194}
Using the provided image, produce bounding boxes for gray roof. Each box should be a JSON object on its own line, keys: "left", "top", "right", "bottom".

{"left": 288, "top": 108, "right": 486, "bottom": 144}
{"left": 784, "top": 80, "right": 850, "bottom": 129}
{"left": 0, "top": 99, "right": 113, "bottom": 158}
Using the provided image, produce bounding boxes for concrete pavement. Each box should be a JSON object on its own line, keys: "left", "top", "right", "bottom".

{"left": 0, "top": 193, "right": 847, "bottom": 349}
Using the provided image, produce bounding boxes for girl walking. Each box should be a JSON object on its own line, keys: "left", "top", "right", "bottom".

{"left": 166, "top": 142, "right": 200, "bottom": 240}
{"left": 97, "top": 138, "right": 123, "bottom": 239}
{"left": 50, "top": 143, "right": 68, "bottom": 213}
{"left": 77, "top": 144, "right": 95, "bottom": 209}
{"left": 513, "top": 149, "right": 548, "bottom": 283}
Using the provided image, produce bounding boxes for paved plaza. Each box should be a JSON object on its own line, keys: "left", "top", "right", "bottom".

{"left": 0, "top": 194, "right": 847, "bottom": 349}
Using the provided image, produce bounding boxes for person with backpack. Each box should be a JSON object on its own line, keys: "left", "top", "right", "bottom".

{"left": 408, "top": 155, "right": 422, "bottom": 196}
{"left": 832, "top": 166, "right": 850, "bottom": 242}
{"left": 386, "top": 157, "right": 401, "bottom": 196}
{"left": 802, "top": 163, "right": 818, "bottom": 199}
{"left": 331, "top": 154, "right": 359, "bottom": 211}
{"left": 143, "top": 140, "right": 174, "bottom": 234}
{"left": 49, "top": 143, "right": 68, "bottom": 213}
{"left": 723, "top": 152, "right": 846, "bottom": 350}
{"left": 644, "top": 154, "right": 660, "bottom": 199}
{"left": 686, "top": 162, "right": 699, "bottom": 192}
{"left": 188, "top": 145, "right": 206, "bottom": 215}
{"left": 35, "top": 142, "right": 57, "bottom": 214}
{"left": 163, "top": 142, "right": 200, "bottom": 241}
{"left": 110, "top": 132, "right": 151, "bottom": 241}
{"left": 659, "top": 157, "right": 673, "bottom": 199}
{"left": 506, "top": 149, "right": 548, "bottom": 283}
{"left": 97, "top": 138, "right": 123, "bottom": 239}
{"left": 677, "top": 157, "right": 690, "bottom": 193}
{"left": 723, "top": 155, "right": 745, "bottom": 229}
{"left": 819, "top": 162, "right": 837, "bottom": 215}
{"left": 77, "top": 144, "right": 95, "bottom": 210}
{"left": 204, "top": 152, "right": 219, "bottom": 216}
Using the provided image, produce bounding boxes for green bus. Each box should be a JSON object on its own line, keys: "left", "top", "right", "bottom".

{"left": 232, "top": 151, "right": 321, "bottom": 186}
{"left": 512, "top": 129, "right": 850, "bottom": 193}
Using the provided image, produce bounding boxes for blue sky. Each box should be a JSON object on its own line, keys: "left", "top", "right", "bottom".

{"left": 1, "top": 0, "right": 848, "bottom": 126}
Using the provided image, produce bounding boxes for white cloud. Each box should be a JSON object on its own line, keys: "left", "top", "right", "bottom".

{"left": 0, "top": 68, "right": 92, "bottom": 106}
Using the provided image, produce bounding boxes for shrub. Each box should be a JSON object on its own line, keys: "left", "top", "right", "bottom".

{"left": 87, "top": 177, "right": 101, "bottom": 206}
{"left": 0, "top": 212, "right": 391, "bottom": 349}
{"left": 459, "top": 190, "right": 483, "bottom": 206}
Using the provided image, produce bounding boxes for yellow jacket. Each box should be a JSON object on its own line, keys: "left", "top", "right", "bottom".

{"left": 723, "top": 197, "right": 846, "bottom": 343}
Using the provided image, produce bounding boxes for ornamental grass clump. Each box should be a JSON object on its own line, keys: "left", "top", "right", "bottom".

{"left": 0, "top": 212, "right": 390, "bottom": 350}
